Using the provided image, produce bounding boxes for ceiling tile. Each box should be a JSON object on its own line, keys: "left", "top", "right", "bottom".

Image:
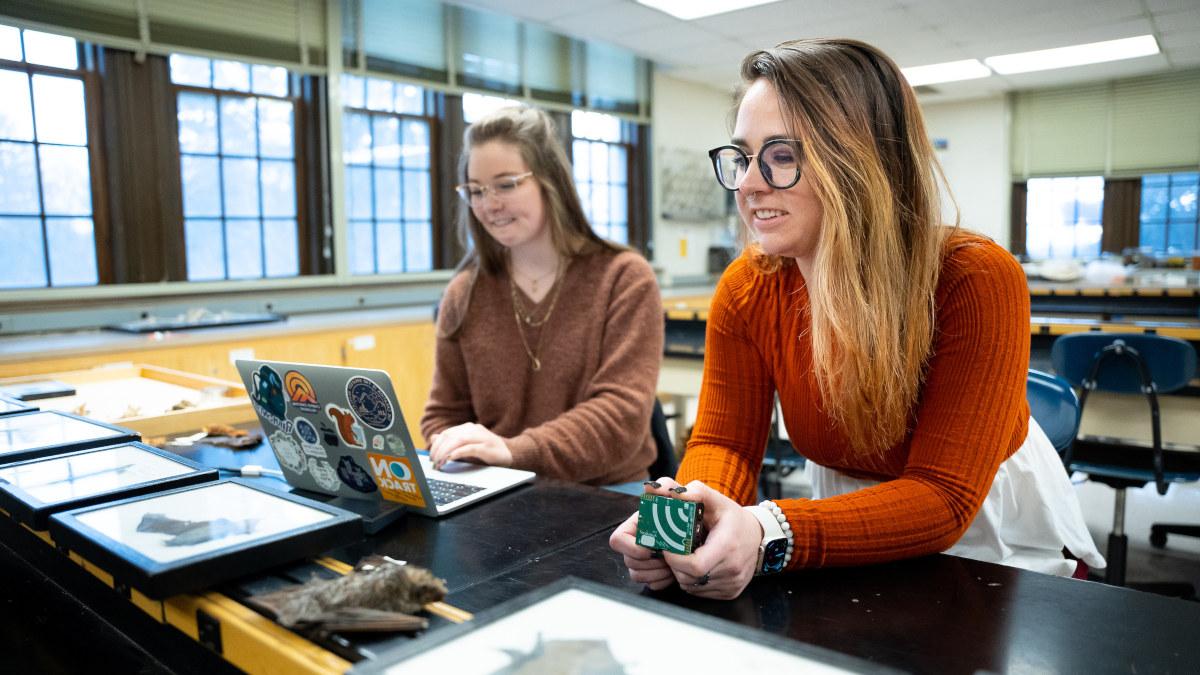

{"left": 1155, "top": 9, "right": 1200, "bottom": 32}
{"left": 450, "top": 0, "right": 1190, "bottom": 102}
{"left": 451, "top": 0, "right": 605, "bottom": 23}
{"left": 546, "top": 2, "right": 680, "bottom": 43}
{"left": 1160, "top": 27, "right": 1200, "bottom": 50}
{"left": 1144, "top": 0, "right": 1200, "bottom": 12}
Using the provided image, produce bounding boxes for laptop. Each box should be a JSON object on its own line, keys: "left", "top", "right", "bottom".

{"left": 234, "top": 359, "right": 534, "bottom": 517}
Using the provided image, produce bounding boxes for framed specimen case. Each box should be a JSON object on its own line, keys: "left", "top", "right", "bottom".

{"left": 49, "top": 479, "right": 362, "bottom": 599}
{"left": 0, "top": 442, "right": 217, "bottom": 530}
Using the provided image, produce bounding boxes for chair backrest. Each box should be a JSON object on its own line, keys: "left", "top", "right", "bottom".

{"left": 647, "top": 398, "right": 678, "bottom": 480}
{"left": 1026, "top": 369, "right": 1080, "bottom": 454}
{"left": 1051, "top": 333, "right": 1198, "bottom": 394}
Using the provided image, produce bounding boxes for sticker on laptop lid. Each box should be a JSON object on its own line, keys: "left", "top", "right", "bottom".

{"left": 250, "top": 365, "right": 287, "bottom": 419}
{"left": 271, "top": 430, "right": 306, "bottom": 474}
{"left": 367, "top": 453, "right": 426, "bottom": 507}
{"left": 346, "top": 376, "right": 394, "bottom": 431}
{"left": 336, "top": 455, "right": 378, "bottom": 493}
{"left": 294, "top": 417, "right": 319, "bottom": 444}
{"left": 320, "top": 421, "right": 340, "bottom": 447}
{"left": 325, "top": 404, "right": 365, "bottom": 448}
{"left": 294, "top": 417, "right": 326, "bottom": 457}
{"left": 309, "top": 458, "right": 341, "bottom": 493}
{"left": 284, "top": 370, "right": 321, "bottom": 414}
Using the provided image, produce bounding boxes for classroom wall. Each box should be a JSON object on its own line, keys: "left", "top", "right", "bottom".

{"left": 921, "top": 96, "right": 1012, "bottom": 247}
{"left": 650, "top": 72, "right": 736, "bottom": 283}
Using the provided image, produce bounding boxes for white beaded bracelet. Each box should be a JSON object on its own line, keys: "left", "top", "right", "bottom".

{"left": 760, "top": 499, "right": 795, "bottom": 566}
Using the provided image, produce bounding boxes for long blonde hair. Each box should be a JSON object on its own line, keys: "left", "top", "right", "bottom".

{"left": 738, "top": 39, "right": 957, "bottom": 455}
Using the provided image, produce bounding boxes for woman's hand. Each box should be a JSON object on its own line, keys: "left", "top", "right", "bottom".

{"left": 608, "top": 507, "right": 675, "bottom": 590}
{"left": 609, "top": 477, "right": 764, "bottom": 599}
{"left": 427, "top": 422, "right": 514, "bottom": 470}
{"left": 649, "top": 478, "right": 763, "bottom": 600}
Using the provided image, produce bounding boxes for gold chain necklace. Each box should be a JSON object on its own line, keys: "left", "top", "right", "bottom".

{"left": 514, "top": 266, "right": 557, "bottom": 296}
{"left": 509, "top": 260, "right": 569, "bottom": 371}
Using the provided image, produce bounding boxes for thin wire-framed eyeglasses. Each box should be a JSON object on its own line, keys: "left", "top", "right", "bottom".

{"left": 455, "top": 171, "right": 535, "bottom": 205}
{"left": 708, "top": 139, "right": 803, "bottom": 191}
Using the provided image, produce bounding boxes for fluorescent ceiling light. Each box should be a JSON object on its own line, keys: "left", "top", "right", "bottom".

{"left": 985, "top": 35, "right": 1159, "bottom": 75}
{"left": 901, "top": 59, "right": 992, "bottom": 87}
{"left": 636, "top": 0, "right": 782, "bottom": 21}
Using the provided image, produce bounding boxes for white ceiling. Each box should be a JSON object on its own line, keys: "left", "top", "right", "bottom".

{"left": 452, "top": 0, "right": 1200, "bottom": 102}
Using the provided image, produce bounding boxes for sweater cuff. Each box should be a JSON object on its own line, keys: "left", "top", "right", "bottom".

{"left": 505, "top": 432, "right": 540, "bottom": 470}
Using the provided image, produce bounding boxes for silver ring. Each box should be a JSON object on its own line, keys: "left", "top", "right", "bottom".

{"left": 693, "top": 573, "right": 710, "bottom": 587}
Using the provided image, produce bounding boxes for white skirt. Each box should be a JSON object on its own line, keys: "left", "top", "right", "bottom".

{"left": 807, "top": 416, "right": 1106, "bottom": 576}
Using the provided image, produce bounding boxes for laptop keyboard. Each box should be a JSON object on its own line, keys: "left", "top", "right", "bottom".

{"left": 427, "top": 478, "right": 486, "bottom": 506}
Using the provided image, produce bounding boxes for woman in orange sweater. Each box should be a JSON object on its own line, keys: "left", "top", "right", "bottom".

{"left": 609, "top": 38, "right": 1103, "bottom": 599}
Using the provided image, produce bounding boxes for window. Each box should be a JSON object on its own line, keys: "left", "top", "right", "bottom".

{"left": 572, "top": 110, "right": 630, "bottom": 245}
{"left": 169, "top": 54, "right": 300, "bottom": 281}
{"left": 1025, "top": 176, "right": 1104, "bottom": 259}
{"left": 342, "top": 74, "right": 434, "bottom": 274}
{"left": 0, "top": 25, "right": 98, "bottom": 288}
{"left": 1139, "top": 172, "right": 1198, "bottom": 254}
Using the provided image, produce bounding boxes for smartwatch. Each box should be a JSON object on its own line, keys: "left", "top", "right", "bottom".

{"left": 746, "top": 505, "right": 789, "bottom": 575}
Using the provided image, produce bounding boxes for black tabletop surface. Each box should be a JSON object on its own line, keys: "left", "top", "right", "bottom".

{"left": 445, "top": 529, "right": 1200, "bottom": 675}
{"left": 12, "top": 432, "right": 1200, "bottom": 674}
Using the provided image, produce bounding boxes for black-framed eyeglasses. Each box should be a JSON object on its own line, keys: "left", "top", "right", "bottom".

{"left": 455, "top": 171, "right": 534, "bottom": 205}
{"left": 708, "top": 139, "right": 803, "bottom": 191}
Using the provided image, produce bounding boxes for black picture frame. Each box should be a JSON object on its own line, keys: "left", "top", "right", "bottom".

{"left": 351, "top": 577, "right": 899, "bottom": 674}
{"left": 0, "top": 410, "right": 140, "bottom": 465}
{"left": 48, "top": 478, "right": 362, "bottom": 599}
{"left": 0, "top": 394, "right": 38, "bottom": 418}
{"left": 0, "top": 442, "right": 218, "bottom": 530}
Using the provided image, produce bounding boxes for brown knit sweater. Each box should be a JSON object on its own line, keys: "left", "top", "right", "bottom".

{"left": 420, "top": 249, "right": 664, "bottom": 485}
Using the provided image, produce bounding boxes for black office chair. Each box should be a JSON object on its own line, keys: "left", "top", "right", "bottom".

{"left": 1052, "top": 332, "right": 1200, "bottom": 595}
{"left": 647, "top": 398, "right": 678, "bottom": 480}
{"left": 759, "top": 397, "right": 805, "bottom": 501}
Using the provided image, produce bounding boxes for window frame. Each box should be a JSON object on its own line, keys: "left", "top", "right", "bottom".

{"left": 341, "top": 103, "right": 441, "bottom": 276}
{"left": 0, "top": 40, "right": 110, "bottom": 287}
{"left": 1020, "top": 175, "right": 1106, "bottom": 260}
{"left": 1139, "top": 171, "right": 1199, "bottom": 255}
{"left": 169, "top": 63, "right": 308, "bottom": 282}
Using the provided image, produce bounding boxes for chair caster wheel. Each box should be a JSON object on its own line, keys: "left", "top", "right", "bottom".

{"left": 1150, "top": 530, "right": 1167, "bottom": 549}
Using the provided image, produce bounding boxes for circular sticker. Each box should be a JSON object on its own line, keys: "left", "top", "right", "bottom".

{"left": 346, "top": 376, "right": 394, "bottom": 431}
{"left": 389, "top": 460, "right": 412, "bottom": 481}
{"left": 294, "top": 417, "right": 319, "bottom": 445}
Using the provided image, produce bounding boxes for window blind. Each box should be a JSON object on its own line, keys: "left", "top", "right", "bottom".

{"left": 1109, "top": 71, "right": 1200, "bottom": 173}
{"left": 585, "top": 41, "right": 643, "bottom": 114}
{"left": 357, "top": 0, "right": 445, "bottom": 80}
{"left": 523, "top": 23, "right": 577, "bottom": 104}
{"left": 1012, "top": 69, "right": 1200, "bottom": 178}
{"left": 452, "top": 5, "right": 520, "bottom": 93}
{"left": 1011, "top": 83, "right": 1109, "bottom": 177}
{"left": 0, "top": 0, "right": 327, "bottom": 69}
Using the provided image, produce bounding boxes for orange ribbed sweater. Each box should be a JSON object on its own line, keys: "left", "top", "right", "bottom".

{"left": 677, "top": 233, "right": 1031, "bottom": 569}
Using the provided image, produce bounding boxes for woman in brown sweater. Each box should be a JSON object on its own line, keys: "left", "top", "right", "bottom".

{"left": 610, "top": 39, "right": 1102, "bottom": 599}
{"left": 420, "top": 107, "right": 663, "bottom": 486}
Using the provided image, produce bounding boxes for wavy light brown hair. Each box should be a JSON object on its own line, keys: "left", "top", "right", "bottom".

{"left": 737, "top": 38, "right": 957, "bottom": 455}
{"left": 456, "top": 106, "right": 617, "bottom": 276}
